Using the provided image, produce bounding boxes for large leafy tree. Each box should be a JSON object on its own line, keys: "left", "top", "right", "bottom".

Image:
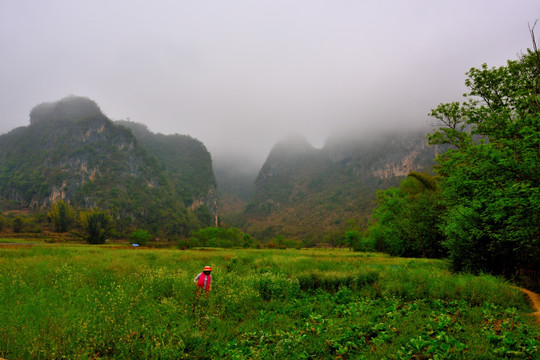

{"left": 48, "top": 200, "right": 75, "bottom": 233}
{"left": 428, "top": 34, "right": 540, "bottom": 279}
{"left": 80, "top": 209, "right": 113, "bottom": 244}
{"left": 363, "top": 172, "right": 446, "bottom": 258}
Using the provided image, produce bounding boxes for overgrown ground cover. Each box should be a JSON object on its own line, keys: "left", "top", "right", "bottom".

{"left": 0, "top": 246, "right": 538, "bottom": 359}
{"left": 0, "top": 238, "right": 43, "bottom": 244}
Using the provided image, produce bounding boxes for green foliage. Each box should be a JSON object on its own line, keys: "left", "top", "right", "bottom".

{"left": 362, "top": 174, "right": 446, "bottom": 258}
{"left": 80, "top": 209, "right": 113, "bottom": 244}
{"left": 0, "top": 98, "right": 217, "bottom": 240}
{"left": 0, "top": 247, "right": 537, "bottom": 359}
{"left": 188, "top": 226, "right": 254, "bottom": 248}
{"left": 12, "top": 217, "right": 24, "bottom": 233}
{"left": 116, "top": 120, "right": 216, "bottom": 204}
{"left": 194, "top": 205, "right": 213, "bottom": 227}
{"left": 129, "top": 228, "right": 151, "bottom": 246}
{"left": 296, "top": 270, "right": 379, "bottom": 293}
{"left": 407, "top": 171, "right": 438, "bottom": 191}
{"left": 48, "top": 200, "right": 74, "bottom": 233}
{"left": 345, "top": 230, "right": 360, "bottom": 249}
{"left": 243, "top": 131, "right": 439, "bottom": 242}
{"left": 241, "top": 233, "right": 255, "bottom": 248}
{"left": 29, "top": 96, "right": 103, "bottom": 125}
{"left": 428, "top": 48, "right": 540, "bottom": 280}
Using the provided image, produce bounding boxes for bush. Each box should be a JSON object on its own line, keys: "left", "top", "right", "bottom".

{"left": 48, "top": 200, "right": 74, "bottom": 233}
{"left": 12, "top": 217, "right": 24, "bottom": 233}
{"left": 189, "top": 226, "right": 254, "bottom": 248}
{"left": 255, "top": 273, "right": 300, "bottom": 300}
{"left": 80, "top": 209, "right": 113, "bottom": 244}
{"left": 0, "top": 213, "right": 6, "bottom": 231}
{"left": 297, "top": 270, "right": 379, "bottom": 293}
{"left": 129, "top": 228, "right": 151, "bottom": 246}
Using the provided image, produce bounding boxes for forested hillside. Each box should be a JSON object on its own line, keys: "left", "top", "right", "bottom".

{"left": 116, "top": 120, "right": 218, "bottom": 226}
{"left": 0, "top": 96, "right": 216, "bottom": 236}
{"left": 237, "top": 130, "right": 440, "bottom": 242}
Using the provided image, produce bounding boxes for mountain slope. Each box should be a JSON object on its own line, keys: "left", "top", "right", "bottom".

{"left": 212, "top": 154, "right": 258, "bottom": 223}
{"left": 0, "top": 96, "right": 216, "bottom": 236}
{"left": 116, "top": 120, "right": 218, "bottom": 225}
{"left": 241, "top": 130, "right": 441, "bottom": 241}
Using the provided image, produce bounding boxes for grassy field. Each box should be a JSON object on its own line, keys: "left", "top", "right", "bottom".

{"left": 0, "top": 245, "right": 538, "bottom": 359}
{"left": 0, "top": 238, "right": 44, "bottom": 244}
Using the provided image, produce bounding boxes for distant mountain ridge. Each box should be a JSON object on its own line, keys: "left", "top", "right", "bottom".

{"left": 238, "top": 129, "right": 440, "bottom": 241}
{"left": 0, "top": 96, "right": 217, "bottom": 236}
{"left": 0, "top": 95, "right": 442, "bottom": 242}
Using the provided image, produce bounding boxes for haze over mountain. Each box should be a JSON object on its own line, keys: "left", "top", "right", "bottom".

{"left": 0, "top": 96, "right": 217, "bottom": 236}
{"left": 1, "top": 1, "right": 537, "bottom": 167}
{"left": 230, "top": 129, "right": 442, "bottom": 241}
{"left": 0, "top": 95, "right": 446, "bottom": 244}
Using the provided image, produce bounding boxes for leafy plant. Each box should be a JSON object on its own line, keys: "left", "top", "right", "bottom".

{"left": 129, "top": 228, "right": 151, "bottom": 246}
{"left": 188, "top": 226, "right": 254, "bottom": 248}
{"left": 80, "top": 209, "right": 113, "bottom": 244}
{"left": 48, "top": 200, "right": 74, "bottom": 233}
{"left": 0, "top": 247, "right": 537, "bottom": 359}
{"left": 428, "top": 43, "right": 540, "bottom": 281}
{"left": 362, "top": 174, "right": 446, "bottom": 258}
{"left": 12, "top": 217, "right": 24, "bottom": 233}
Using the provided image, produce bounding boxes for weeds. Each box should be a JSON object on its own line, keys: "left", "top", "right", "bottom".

{"left": 0, "top": 247, "right": 538, "bottom": 359}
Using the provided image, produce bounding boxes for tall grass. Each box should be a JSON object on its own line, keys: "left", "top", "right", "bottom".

{"left": 0, "top": 246, "right": 538, "bottom": 359}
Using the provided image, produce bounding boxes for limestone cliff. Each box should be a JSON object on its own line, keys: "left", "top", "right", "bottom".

{"left": 242, "top": 129, "right": 440, "bottom": 241}
{"left": 0, "top": 96, "right": 218, "bottom": 235}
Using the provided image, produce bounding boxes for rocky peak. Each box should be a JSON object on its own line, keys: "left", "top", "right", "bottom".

{"left": 30, "top": 96, "right": 104, "bottom": 125}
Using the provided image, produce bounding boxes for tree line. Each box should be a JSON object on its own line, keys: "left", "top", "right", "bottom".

{"left": 358, "top": 34, "right": 539, "bottom": 290}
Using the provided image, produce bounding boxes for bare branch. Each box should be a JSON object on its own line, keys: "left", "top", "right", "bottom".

{"left": 529, "top": 20, "right": 539, "bottom": 52}
{"left": 528, "top": 20, "right": 540, "bottom": 74}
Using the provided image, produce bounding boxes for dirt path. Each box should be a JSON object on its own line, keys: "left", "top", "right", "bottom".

{"left": 521, "top": 288, "right": 540, "bottom": 326}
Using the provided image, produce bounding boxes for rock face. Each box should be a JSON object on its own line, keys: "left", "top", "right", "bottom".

{"left": 243, "top": 129, "right": 441, "bottom": 241}
{"left": 116, "top": 120, "right": 218, "bottom": 226}
{"left": 0, "top": 96, "right": 217, "bottom": 235}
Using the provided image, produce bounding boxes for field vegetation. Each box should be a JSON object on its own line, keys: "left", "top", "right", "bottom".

{"left": 1, "top": 245, "right": 538, "bottom": 359}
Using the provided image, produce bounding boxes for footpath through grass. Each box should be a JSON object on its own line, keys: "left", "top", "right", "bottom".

{"left": 0, "top": 246, "right": 538, "bottom": 359}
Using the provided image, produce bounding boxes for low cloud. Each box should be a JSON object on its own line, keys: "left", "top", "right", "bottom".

{"left": 0, "top": 1, "right": 538, "bottom": 166}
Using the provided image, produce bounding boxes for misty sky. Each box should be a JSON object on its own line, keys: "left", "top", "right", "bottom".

{"left": 1, "top": 1, "right": 539, "bottom": 165}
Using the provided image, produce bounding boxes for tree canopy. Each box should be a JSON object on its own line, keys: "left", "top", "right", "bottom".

{"left": 428, "top": 43, "right": 540, "bottom": 281}
{"left": 48, "top": 200, "right": 74, "bottom": 233}
{"left": 361, "top": 172, "right": 446, "bottom": 258}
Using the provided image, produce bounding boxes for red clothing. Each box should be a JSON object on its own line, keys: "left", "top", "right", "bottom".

{"left": 195, "top": 273, "right": 211, "bottom": 292}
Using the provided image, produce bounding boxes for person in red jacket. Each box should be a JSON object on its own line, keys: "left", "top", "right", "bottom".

{"left": 193, "top": 266, "right": 212, "bottom": 298}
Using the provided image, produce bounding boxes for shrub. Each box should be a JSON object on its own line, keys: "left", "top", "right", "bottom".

{"left": 129, "top": 228, "right": 151, "bottom": 246}
{"left": 80, "top": 209, "right": 113, "bottom": 244}
{"left": 0, "top": 213, "right": 6, "bottom": 231}
{"left": 189, "top": 226, "right": 250, "bottom": 248}
{"left": 48, "top": 200, "right": 74, "bottom": 233}
{"left": 297, "top": 270, "right": 379, "bottom": 293}
{"left": 12, "top": 217, "right": 24, "bottom": 233}
{"left": 255, "top": 273, "right": 300, "bottom": 300}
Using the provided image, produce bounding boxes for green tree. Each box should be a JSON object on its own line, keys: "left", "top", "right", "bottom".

{"left": 48, "top": 200, "right": 75, "bottom": 233}
{"left": 194, "top": 205, "right": 213, "bottom": 227}
{"left": 129, "top": 228, "right": 152, "bottom": 246}
{"left": 345, "top": 230, "right": 360, "bottom": 250}
{"left": 12, "top": 217, "right": 24, "bottom": 233}
{"left": 0, "top": 213, "right": 6, "bottom": 232}
{"left": 428, "top": 38, "right": 540, "bottom": 278}
{"left": 362, "top": 173, "right": 446, "bottom": 258}
{"left": 242, "top": 233, "right": 255, "bottom": 248}
{"left": 189, "top": 226, "right": 253, "bottom": 248}
{"left": 80, "top": 209, "right": 113, "bottom": 244}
